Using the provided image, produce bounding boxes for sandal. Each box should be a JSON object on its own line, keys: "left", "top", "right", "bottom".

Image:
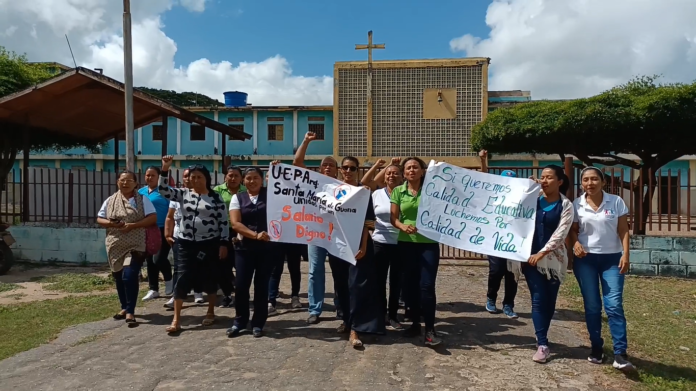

{"left": 202, "top": 314, "right": 215, "bottom": 326}
{"left": 125, "top": 316, "right": 137, "bottom": 327}
{"left": 349, "top": 331, "right": 363, "bottom": 348}
{"left": 166, "top": 322, "right": 182, "bottom": 334}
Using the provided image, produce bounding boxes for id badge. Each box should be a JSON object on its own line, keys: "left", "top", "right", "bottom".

{"left": 197, "top": 251, "right": 206, "bottom": 260}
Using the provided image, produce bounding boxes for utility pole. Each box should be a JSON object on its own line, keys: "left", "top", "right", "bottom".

{"left": 123, "top": 0, "right": 135, "bottom": 171}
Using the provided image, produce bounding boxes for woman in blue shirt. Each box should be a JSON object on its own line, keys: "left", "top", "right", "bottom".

{"left": 139, "top": 165, "right": 174, "bottom": 301}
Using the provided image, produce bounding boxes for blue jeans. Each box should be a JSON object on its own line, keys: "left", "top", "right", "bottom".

{"left": 113, "top": 253, "right": 144, "bottom": 315}
{"left": 523, "top": 265, "right": 560, "bottom": 347}
{"left": 573, "top": 252, "right": 627, "bottom": 355}
{"left": 307, "top": 245, "right": 339, "bottom": 316}
{"left": 399, "top": 242, "right": 440, "bottom": 330}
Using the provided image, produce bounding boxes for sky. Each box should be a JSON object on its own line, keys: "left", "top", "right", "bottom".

{"left": 1, "top": 0, "right": 695, "bottom": 105}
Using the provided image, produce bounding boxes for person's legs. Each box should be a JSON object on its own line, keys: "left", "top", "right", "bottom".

{"left": 486, "top": 256, "right": 506, "bottom": 311}
{"left": 387, "top": 244, "right": 403, "bottom": 321}
{"left": 573, "top": 254, "right": 604, "bottom": 352}
{"left": 217, "top": 243, "right": 235, "bottom": 298}
{"left": 123, "top": 255, "right": 143, "bottom": 315}
{"left": 234, "top": 250, "right": 254, "bottom": 328}
{"left": 523, "top": 266, "right": 552, "bottom": 347}
{"left": 268, "top": 249, "right": 285, "bottom": 307}
{"left": 597, "top": 253, "right": 628, "bottom": 356}
{"left": 153, "top": 227, "right": 173, "bottom": 290}
{"left": 252, "top": 245, "right": 277, "bottom": 331}
{"left": 286, "top": 244, "right": 302, "bottom": 298}
{"left": 373, "top": 242, "right": 391, "bottom": 318}
{"left": 329, "top": 255, "right": 351, "bottom": 325}
{"left": 502, "top": 268, "right": 519, "bottom": 309}
{"left": 113, "top": 269, "right": 127, "bottom": 312}
{"left": 307, "top": 245, "right": 327, "bottom": 317}
{"left": 145, "top": 255, "right": 159, "bottom": 292}
{"left": 420, "top": 243, "right": 440, "bottom": 332}
{"left": 400, "top": 242, "right": 422, "bottom": 333}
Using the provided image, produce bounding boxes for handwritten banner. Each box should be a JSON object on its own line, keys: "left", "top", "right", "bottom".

{"left": 416, "top": 161, "right": 541, "bottom": 262}
{"left": 267, "top": 163, "right": 370, "bottom": 265}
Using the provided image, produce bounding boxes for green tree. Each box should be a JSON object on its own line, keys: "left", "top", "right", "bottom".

{"left": 0, "top": 47, "right": 101, "bottom": 182}
{"left": 472, "top": 76, "right": 696, "bottom": 234}
{"left": 137, "top": 87, "right": 223, "bottom": 107}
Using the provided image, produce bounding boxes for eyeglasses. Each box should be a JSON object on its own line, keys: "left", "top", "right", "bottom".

{"left": 188, "top": 164, "right": 205, "bottom": 170}
{"left": 118, "top": 179, "right": 134, "bottom": 184}
{"left": 341, "top": 166, "right": 358, "bottom": 172}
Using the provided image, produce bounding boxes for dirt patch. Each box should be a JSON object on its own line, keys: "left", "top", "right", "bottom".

{"left": 0, "top": 263, "right": 113, "bottom": 305}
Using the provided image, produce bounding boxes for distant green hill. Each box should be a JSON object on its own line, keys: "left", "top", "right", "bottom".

{"left": 137, "top": 87, "right": 224, "bottom": 107}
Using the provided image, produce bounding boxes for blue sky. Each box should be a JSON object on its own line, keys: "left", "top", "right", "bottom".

{"left": 163, "top": 0, "right": 491, "bottom": 77}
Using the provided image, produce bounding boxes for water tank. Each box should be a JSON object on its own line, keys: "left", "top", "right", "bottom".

{"left": 223, "top": 91, "right": 248, "bottom": 107}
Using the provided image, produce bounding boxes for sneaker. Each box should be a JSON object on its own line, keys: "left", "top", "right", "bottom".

{"left": 291, "top": 296, "right": 302, "bottom": 309}
{"left": 424, "top": 330, "right": 442, "bottom": 346}
{"left": 268, "top": 303, "right": 278, "bottom": 316}
{"left": 226, "top": 325, "right": 241, "bottom": 338}
{"left": 252, "top": 327, "right": 263, "bottom": 338}
{"left": 533, "top": 345, "right": 550, "bottom": 363}
{"left": 219, "top": 296, "right": 234, "bottom": 308}
{"left": 194, "top": 293, "right": 204, "bottom": 304}
{"left": 485, "top": 298, "right": 498, "bottom": 313}
{"left": 164, "top": 280, "right": 174, "bottom": 296}
{"left": 142, "top": 290, "right": 160, "bottom": 301}
{"left": 612, "top": 354, "right": 635, "bottom": 371}
{"left": 163, "top": 297, "right": 175, "bottom": 309}
{"left": 503, "top": 305, "right": 519, "bottom": 319}
{"left": 588, "top": 348, "right": 604, "bottom": 364}
{"left": 306, "top": 315, "right": 319, "bottom": 324}
{"left": 404, "top": 324, "right": 422, "bottom": 338}
{"left": 387, "top": 319, "right": 404, "bottom": 331}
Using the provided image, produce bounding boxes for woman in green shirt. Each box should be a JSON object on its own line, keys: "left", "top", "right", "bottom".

{"left": 390, "top": 157, "right": 442, "bottom": 347}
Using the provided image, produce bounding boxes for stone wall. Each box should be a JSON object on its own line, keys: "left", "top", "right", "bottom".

{"left": 630, "top": 235, "right": 696, "bottom": 278}
{"left": 9, "top": 224, "right": 107, "bottom": 264}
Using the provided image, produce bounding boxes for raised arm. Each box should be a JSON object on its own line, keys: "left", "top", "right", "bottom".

{"left": 292, "top": 132, "right": 317, "bottom": 168}
{"left": 374, "top": 157, "right": 400, "bottom": 188}
{"left": 479, "top": 150, "right": 488, "bottom": 173}
{"left": 157, "top": 155, "right": 185, "bottom": 202}
{"left": 361, "top": 159, "right": 385, "bottom": 191}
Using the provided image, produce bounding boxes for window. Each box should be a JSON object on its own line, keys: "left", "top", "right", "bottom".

{"left": 308, "top": 116, "right": 325, "bottom": 122}
{"left": 228, "top": 124, "right": 244, "bottom": 140}
{"left": 190, "top": 125, "right": 206, "bottom": 141}
{"left": 308, "top": 123, "right": 325, "bottom": 140}
{"left": 268, "top": 124, "right": 284, "bottom": 141}
{"left": 152, "top": 125, "right": 163, "bottom": 141}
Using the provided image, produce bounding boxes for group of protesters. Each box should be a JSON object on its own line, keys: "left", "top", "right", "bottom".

{"left": 96, "top": 132, "right": 634, "bottom": 371}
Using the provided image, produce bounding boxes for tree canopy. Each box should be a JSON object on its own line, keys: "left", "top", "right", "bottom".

{"left": 0, "top": 47, "right": 101, "bottom": 178}
{"left": 137, "top": 87, "right": 223, "bottom": 107}
{"left": 472, "top": 76, "right": 696, "bottom": 170}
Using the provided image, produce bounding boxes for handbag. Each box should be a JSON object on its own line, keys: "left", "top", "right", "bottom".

{"left": 145, "top": 225, "right": 162, "bottom": 255}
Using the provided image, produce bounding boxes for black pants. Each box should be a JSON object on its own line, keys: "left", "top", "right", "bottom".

{"left": 329, "top": 254, "right": 350, "bottom": 324}
{"left": 217, "top": 242, "right": 235, "bottom": 297}
{"left": 268, "top": 243, "right": 303, "bottom": 305}
{"left": 234, "top": 241, "right": 279, "bottom": 330}
{"left": 400, "top": 241, "right": 440, "bottom": 331}
{"left": 374, "top": 241, "right": 402, "bottom": 320}
{"left": 173, "top": 239, "right": 219, "bottom": 300}
{"left": 146, "top": 227, "right": 172, "bottom": 291}
{"left": 487, "top": 256, "right": 518, "bottom": 308}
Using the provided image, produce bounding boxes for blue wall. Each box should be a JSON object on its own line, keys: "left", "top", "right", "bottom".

{"left": 218, "top": 112, "right": 254, "bottom": 156}
{"left": 298, "top": 110, "right": 333, "bottom": 156}
{"left": 257, "top": 112, "right": 293, "bottom": 155}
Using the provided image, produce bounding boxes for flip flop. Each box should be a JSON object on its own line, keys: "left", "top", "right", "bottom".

{"left": 125, "top": 317, "right": 137, "bottom": 327}
{"left": 202, "top": 315, "right": 215, "bottom": 326}
{"left": 166, "top": 322, "right": 182, "bottom": 334}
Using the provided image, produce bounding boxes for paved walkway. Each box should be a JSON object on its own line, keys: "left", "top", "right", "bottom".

{"left": 0, "top": 264, "right": 624, "bottom": 391}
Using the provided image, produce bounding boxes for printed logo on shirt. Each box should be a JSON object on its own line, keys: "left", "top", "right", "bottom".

{"left": 604, "top": 208, "right": 616, "bottom": 219}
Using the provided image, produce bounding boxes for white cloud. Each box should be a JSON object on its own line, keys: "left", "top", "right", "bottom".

{"left": 0, "top": 0, "right": 332, "bottom": 105}
{"left": 451, "top": 0, "right": 696, "bottom": 99}
{"left": 179, "top": 0, "right": 206, "bottom": 13}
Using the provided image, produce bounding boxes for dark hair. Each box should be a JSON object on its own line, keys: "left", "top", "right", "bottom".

{"left": 580, "top": 166, "right": 605, "bottom": 182}
{"left": 341, "top": 156, "right": 360, "bottom": 167}
{"left": 401, "top": 157, "right": 428, "bottom": 185}
{"left": 542, "top": 165, "right": 569, "bottom": 195}
{"left": 118, "top": 170, "right": 137, "bottom": 182}
{"left": 243, "top": 167, "right": 264, "bottom": 178}
{"left": 145, "top": 166, "right": 161, "bottom": 175}
{"left": 226, "top": 165, "right": 243, "bottom": 176}
{"left": 188, "top": 165, "right": 213, "bottom": 194}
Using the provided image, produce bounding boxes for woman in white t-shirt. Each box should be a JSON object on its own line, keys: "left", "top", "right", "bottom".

{"left": 371, "top": 161, "right": 404, "bottom": 330}
{"left": 569, "top": 167, "right": 633, "bottom": 372}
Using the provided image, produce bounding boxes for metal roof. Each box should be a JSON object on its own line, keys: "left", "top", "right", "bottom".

{"left": 0, "top": 67, "right": 252, "bottom": 142}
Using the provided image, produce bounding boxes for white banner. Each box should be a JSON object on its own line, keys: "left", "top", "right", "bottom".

{"left": 267, "top": 164, "right": 371, "bottom": 264}
{"left": 416, "top": 161, "right": 541, "bottom": 262}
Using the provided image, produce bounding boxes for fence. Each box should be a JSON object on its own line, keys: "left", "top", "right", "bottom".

{"left": 2, "top": 165, "right": 694, "bottom": 259}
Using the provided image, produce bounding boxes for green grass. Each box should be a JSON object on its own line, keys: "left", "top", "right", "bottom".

{"left": 0, "top": 282, "right": 23, "bottom": 293}
{"left": 30, "top": 273, "right": 114, "bottom": 293}
{"left": 560, "top": 275, "right": 696, "bottom": 391}
{"left": 0, "top": 294, "right": 121, "bottom": 361}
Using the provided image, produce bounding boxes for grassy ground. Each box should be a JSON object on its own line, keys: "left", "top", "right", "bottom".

{"left": 560, "top": 275, "right": 696, "bottom": 391}
{"left": 29, "top": 273, "right": 114, "bottom": 293}
{"left": 0, "top": 282, "right": 23, "bottom": 293}
{"left": 0, "top": 294, "right": 122, "bottom": 361}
